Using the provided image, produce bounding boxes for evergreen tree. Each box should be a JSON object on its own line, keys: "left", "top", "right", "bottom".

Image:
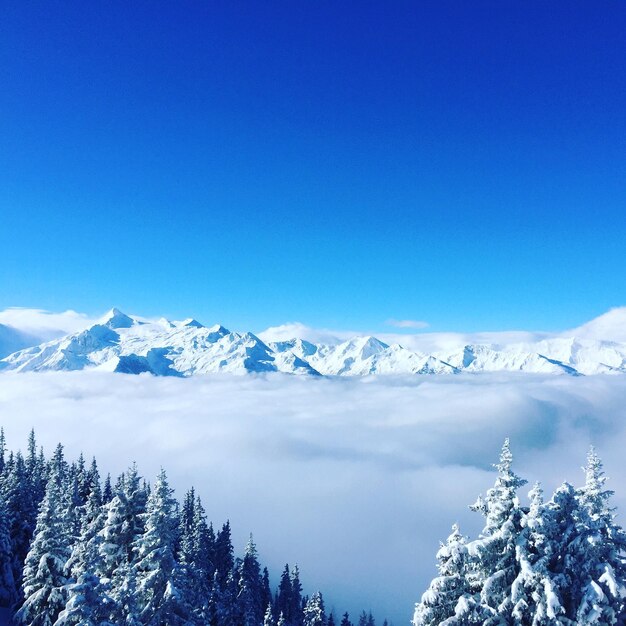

{"left": 2, "top": 452, "right": 37, "bottom": 595}
{"left": 0, "top": 495, "right": 16, "bottom": 607}
{"left": 0, "top": 428, "right": 6, "bottom": 476}
{"left": 340, "top": 613, "right": 352, "bottom": 626}
{"left": 55, "top": 496, "right": 114, "bottom": 626}
{"left": 303, "top": 592, "right": 326, "bottom": 626}
{"left": 569, "top": 449, "right": 626, "bottom": 624}
{"left": 215, "top": 521, "right": 234, "bottom": 587}
{"left": 99, "top": 464, "right": 147, "bottom": 589}
{"left": 102, "top": 474, "right": 113, "bottom": 504}
{"left": 212, "top": 570, "right": 238, "bottom": 626}
{"left": 290, "top": 565, "right": 304, "bottom": 626}
{"left": 133, "top": 469, "right": 191, "bottom": 625}
{"left": 15, "top": 467, "right": 71, "bottom": 626}
{"left": 413, "top": 524, "right": 472, "bottom": 626}
{"left": 181, "top": 496, "right": 213, "bottom": 621}
{"left": 510, "top": 482, "right": 565, "bottom": 624}
{"left": 466, "top": 439, "right": 527, "bottom": 623}
{"left": 261, "top": 567, "right": 272, "bottom": 614}
{"left": 276, "top": 565, "right": 292, "bottom": 623}
{"left": 237, "top": 535, "right": 264, "bottom": 626}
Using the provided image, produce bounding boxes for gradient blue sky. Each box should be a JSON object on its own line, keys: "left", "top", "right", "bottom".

{"left": 2, "top": 1, "right": 625, "bottom": 333}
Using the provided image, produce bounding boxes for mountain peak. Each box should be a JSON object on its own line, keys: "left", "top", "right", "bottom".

{"left": 101, "top": 308, "right": 134, "bottom": 329}
{"left": 182, "top": 318, "right": 204, "bottom": 328}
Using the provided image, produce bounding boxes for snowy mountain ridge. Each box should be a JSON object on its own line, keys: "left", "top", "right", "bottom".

{"left": 1, "top": 308, "right": 626, "bottom": 377}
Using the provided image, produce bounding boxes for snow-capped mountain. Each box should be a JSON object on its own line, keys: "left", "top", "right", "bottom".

{"left": 2, "top": 307, "right": 626, "bottom": 377}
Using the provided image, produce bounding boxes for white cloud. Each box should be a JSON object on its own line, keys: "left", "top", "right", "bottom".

{"left": 565, "top": 306, "right": 626, "bottom": 342}
{"left": 0, "top": 307, "right": 96, "bottom": 339}
{"left": 0, "top": 371, "right": 625, "bottom": 623}
{"left": 257, "top": 322, "right": 356, "bottom": 345}
{"left": 385, "top": 319, "right": 430, "bottom": 330}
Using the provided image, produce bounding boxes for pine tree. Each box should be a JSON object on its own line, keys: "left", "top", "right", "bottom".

{"left": 0, "top": 428, "right": 6, "bottom": 476}
{"left": 14, "top": 466, "right": 71, "bottom": 626}
{"left": 570, "top": 449, "right": 626, "bottom": 624}
{"left": 102, "top": 474, "right": 113, "bottom": 504}
{"left": 466, "top": 439, "right": 527, "bottom": 623}
{"left": 303, "top": 592, "right": 326, "bottom": 626}
{"left": 510, "top": 482, "right": 565, "bottom": 624}
{"left": 237, "top": 535, "right": 264, "bottom": 626}
{"left": 2, "top": 452, "right": 37, "bottom": 596}
{"left": 261, "top": 567, "right": 272, "bottom": 614}
{"left": 54, "top": 494, "right": 114, "bottom": 626}
{"left": 215, "top": 521, "right": 234, "bottom": 588}
{"left": 276, "top": 565, "right": 292, "bottom": 623}
{"left": 133, "top": 469, "right": 191, "bottom": 625}
{"left": 99, "top": 464, "right": 147, "bottom": 591}
{"left": 182, "top": 496, "right": 214, "bottom": 621}
{"left": 413, "top": 524, "right": 472, "bottom": 626}
{"left": 0, "top": 495, "right": 16, "bottom": 607}
{"left": 340, "top": 612, "right": 352, "bottom": 626}
{"left": 213, "top": 570, "right": 238, "bottom": 626}
{"left": 290, "top": 565, "right": 304, "bottom": 626}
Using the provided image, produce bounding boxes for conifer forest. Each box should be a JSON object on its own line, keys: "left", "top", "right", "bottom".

{"left": 0, "top": 430, "right": 384, "bottom": 626}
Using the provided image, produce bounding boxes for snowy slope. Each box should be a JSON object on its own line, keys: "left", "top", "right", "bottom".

{"left": 3, "top": 307, "right": 626, "bottom": 377}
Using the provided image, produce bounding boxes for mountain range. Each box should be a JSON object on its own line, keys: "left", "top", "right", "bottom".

{"left": 2, "top": 308, "right": 626, "bottom": 377}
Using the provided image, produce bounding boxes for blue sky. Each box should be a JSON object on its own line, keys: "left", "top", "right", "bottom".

{"left": 1, "top": 1, "right": 625, "bottom": 333}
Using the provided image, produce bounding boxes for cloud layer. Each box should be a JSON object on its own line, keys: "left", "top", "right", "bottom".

{"left": 0, "top": 308, "right": 96, "bottom": 339}
{"left": 1, "top": 372, "right": 626, "bottom": 623}
{"left": 385, "top": 319, "right": 430, "bottom": 330}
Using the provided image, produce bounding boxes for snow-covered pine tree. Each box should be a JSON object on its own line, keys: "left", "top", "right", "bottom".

{"left": 181, "top": 495, "right": 214, "bottom": 621}
{"left": 261, "top": 567, "right": 272, "bottom": 615}
{"left": 0, "top": 428, "right": 6, "bottom": 476}
{"left": 56, "top": 488, "right": 114, "bottom": 625}
{"left": 465, "top": 438, "right": 527, "bottom": 623}
{"left": 3, "top": 452, "right": 38, "bottom": 593}
{"left": 303, "top": 592, "right": 326, "bottom": 626}
{"left": 14, "top": 451, "right": 72, "bottom": 626}
{"left": 102, "top": 474, "right": 113, "bottom": 504}
{"left": 569, "top": 448, "right": 626, "bottom": 624}
{"left": 98, "top": 464, "right": 148, "bottom": 602}
{"left": 0, "top": 495, "right": 16, "bottom": 607}
{"left": 276, "top": 565, "right": 293, "bottom": 624}
{"left": 215, "top": 521, "right": 234, "bottom": 588}
{"left": 413, "top": 524, "right": 472, "bottom": 626}
{"left": 237, "top": 535, "right": 264, "bottom": 626}
{"left": 510, "top": 482, "right": 565, "bottom": 624}
{"left": 212, "top": 570, "right": 239, "bottom": 626}
{"left": 290, "top": 565, "right": 304, "bottom": 626}
{"left": 133, "top": 469, "right": 191, "bottom": 625}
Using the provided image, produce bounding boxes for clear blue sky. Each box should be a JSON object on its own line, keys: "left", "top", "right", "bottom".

{"left": 1, "top": 1, "right": 625, "bottom": 333}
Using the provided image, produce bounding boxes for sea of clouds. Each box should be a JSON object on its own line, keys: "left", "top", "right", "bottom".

{"left": 1, "top": 371, "right": 626, "bottom": 624}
